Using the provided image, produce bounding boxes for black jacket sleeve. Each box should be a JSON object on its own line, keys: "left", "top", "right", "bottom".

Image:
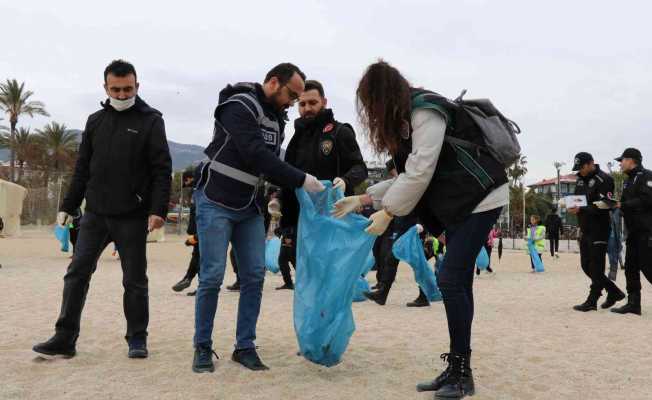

{"left": 61, "top": 116, "right": 93, "bottom": 214}
{"left": 579, "top": 175, "right": 614, "bottom": 217}
{"left": 623, "top": 173, "right": 652, "bottom": 210}
{"left": 220, "top": 103, "right": 306, "bottom": 188}
{"left": 147, "top": 117, "right": 172, "bottom": 218}
{"left": 336, "top": 125, "right": 368, "bottom": 190}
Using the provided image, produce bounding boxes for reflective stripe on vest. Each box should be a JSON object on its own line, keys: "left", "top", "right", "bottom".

{"left": 209, "top": 160, "right": 260, "bottom": 186}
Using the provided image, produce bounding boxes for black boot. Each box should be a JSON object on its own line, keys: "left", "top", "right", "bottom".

{"left": 601, "top": 290, "right": 626, "bottom": 309}
{"left": 573, "top": 292, "right": 599, "bottom": 312}
{"left": 33, "top": 334, "right": 77, "bottom": 358}
{"left": 407, "top": 290, "right": 430, "bottom": 307}
{"left": 611, "top": 293, "right": 642, "bottom": 315}
{"left": 364, "top": 282, "right": 391, "bottom": 306}
{"left": 434, "top": 353, "right": 475, "bottom": 399}
{"left": 172, "top": 278, "right": 191, "bottom": 292}
{"left": 226, "top": 281, "right": 240, "bottom": 291}
{"left": 416, "top": 352, "right": 455, "bottom": 392}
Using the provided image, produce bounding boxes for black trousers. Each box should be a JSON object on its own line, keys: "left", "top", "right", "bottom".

{"left": 624, "top": 232, "right": 652, "bottom": 295}
{"left": 279, "top": 242, "right": 296, "bottom": 285}
{"left": 55, "top": 212, "right": 149, "bottom": 341}
{"left": 229, "top": 248, "right": 239, "bottom": 282}
{"left": 549, "top": 235, "right": 560, "bottom": 257}
{"left": 579, "top": 235, "right": 623, "bottom": 298}
{"left": 438, "top": 208, "right": 502, "bottom": 355}
{"left": 69, "top": 227, "right": 80, "bottom": 254}
{"left": 183, "top": 244, "right": 200, "bottom": 281}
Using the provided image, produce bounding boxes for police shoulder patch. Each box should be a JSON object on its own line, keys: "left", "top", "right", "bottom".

{"left": 589, "top": 179, "right": 595, "bottom": 187}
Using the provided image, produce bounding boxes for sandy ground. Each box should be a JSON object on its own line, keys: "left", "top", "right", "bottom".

{"left": 1, "top": 229, "right": 651, "bottom": 400}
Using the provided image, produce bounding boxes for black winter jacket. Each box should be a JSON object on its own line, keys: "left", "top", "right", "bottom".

{"left": 61, "top": 96, "right": 172, "bottom": 218}
{"left": 621, "top": 165, "right": 652, "bottom": 234}
{"left": 574, "top": 165, "right": 613, "bottom": 241}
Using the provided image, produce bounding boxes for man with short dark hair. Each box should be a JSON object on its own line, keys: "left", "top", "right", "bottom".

{"left": 612, "top": 148, "right": 652, "bottom": 315}
{"left": 192, "top": 63, "right": 325, "bottom": 373}
{"left": 276, "top": 79, "right": 368, "bottom": 289}
{"left": 33, "top": 59, "right": 172, "bottom": 359}
{"left": 568, "top": 152, "right": 625, "bottom": 312}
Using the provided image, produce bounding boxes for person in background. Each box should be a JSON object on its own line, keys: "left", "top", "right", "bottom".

{"left": 569, "top": 152, "right": 625, "bottom": 312}
{"left": 526, "top": 215, "right": 546, "bottom": 271}
{"left": 545, "top": 208, "right": 562, "bottom": 259}
{"left": 476, "top": 226, "right": 497, "bottom": 275}
{"left": 611, "top": 148, "right": 652, "bottom": 315}
{"left": 276, "top": 79, "right": 368, "bottom": 290}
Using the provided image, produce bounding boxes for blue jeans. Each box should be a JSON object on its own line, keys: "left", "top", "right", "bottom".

{"left": 193, "top": 190, "right": 266, "bottom": 349}
{"left": 438, "top": 207, "right": 502, "bottom": 355}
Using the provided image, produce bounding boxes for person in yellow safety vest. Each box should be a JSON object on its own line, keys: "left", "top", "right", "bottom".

{"left": 526, "top": 215, "right": 546, "bottom": 271}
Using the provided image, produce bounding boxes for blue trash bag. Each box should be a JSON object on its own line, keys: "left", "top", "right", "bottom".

{"left": 528, "top": 240, "right": 545, "bottom": 272}
{"left": 476, "top": 246, "right": 489, "bottom": 270}
{"left": 353, "top": 277, "right": 370, "bottom": 302}
{"left": 294, "top": 183, "right": 376, "bottom": 367}
{"left": 353, "top": 250, "right": 376, "bottom": 302}
{"left": 392, "top": 225, "right": 442, "bottom": 302}
{"left": 54, "top": 225, "right": 70, "bottom": 252}
{"left": 265, "top": 237, "right": 281, "bottom": 274}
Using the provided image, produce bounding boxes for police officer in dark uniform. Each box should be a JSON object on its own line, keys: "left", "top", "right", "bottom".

{"left": 568, "top": 152, "right": 625, "bottom": 312}
{"left": 276, "top": 80, "right": 368, "bottom": 290}
{"left": 611, "top": 148, "right": 652, "bottom": 315}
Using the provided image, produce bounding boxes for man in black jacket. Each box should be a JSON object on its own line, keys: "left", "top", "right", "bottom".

{"left": 276, "top": 80, "right": 368, "bottom": 289}
{"left": 545, "top": 209, "right": 562, "bottom": 258}
{"left": 612, "top": 148, "right": 652, "bottom": 315}
{"left": 33, "top": 60, "right": 172, "bottom": 359}
{"left": 568, "top": 152, "right": 625, "bottom": 312}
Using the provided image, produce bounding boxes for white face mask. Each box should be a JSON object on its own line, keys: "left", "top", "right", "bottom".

{"left": 109, "top": 96, "right": 136, "bottom": 111}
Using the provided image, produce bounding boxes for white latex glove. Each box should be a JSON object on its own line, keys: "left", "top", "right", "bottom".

{"left": 268, "top": 198, "right": 282, "bottom": 218}
{"left": 57, "top": 211, "right": 72, "bottom": 227}
{"left": 593, "top": 200, "right": 610, "bottom": 210}
{"left": 416, "top": 223, "right": 424, "bottom": 233}
{"left": 303, "top": 174, "right": 325, "bottom": 193}
{"left": 333, "top": 177, "right": 346, "bottom": 193}
{"left": 365, "top": 209, "right": 394, "bottom": 236}
{"left": 332, "top": 195, "right": 364, "bottom": 219}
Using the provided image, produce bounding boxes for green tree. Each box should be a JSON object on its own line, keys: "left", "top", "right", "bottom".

{"left": 0, "top": 79, "right": 49, "bottom": 182}
{"left": 508, "top": 155, "right": 528, "bottom": 187}
{"left": 0, "top": 127, "right": 39, "bottom": 183}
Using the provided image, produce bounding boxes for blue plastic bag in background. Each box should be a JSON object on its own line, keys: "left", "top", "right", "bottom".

{"left": 54, "top": 225, "right": 70, "bottom": 252}
{"left": 265, "top": 237, "right": 281, "bottom": 274}
{"left": 528, "top": 240, "right": 545, "bottom": 272}
{"left": 294, "top": 183, "right": 376, "bottom": 367}
{"left": 392, "top": 225, "right": 442, "bottom": 302}
{"left": 352, "top": 250, "right": 376, "bottom": 302}
{"left": 476, "top": 246, "right": 489, "bottom": 270}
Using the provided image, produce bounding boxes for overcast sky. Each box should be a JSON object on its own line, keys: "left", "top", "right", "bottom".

{"left": 2, "top": 0, "right": 651, "bottom": 182}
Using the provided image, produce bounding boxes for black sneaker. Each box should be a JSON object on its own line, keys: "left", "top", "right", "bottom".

{"left": 172, "top": 278, "right": 191, "bottom": 292}
{"left": 187, "top": 290, "right": 197, "bottom": 297}
{"left": 406, "top": 297, "right": 430, "bottom": 307}
{"left": 232, "top": 348, "right": 269, "bottom": 371}
{"left": 193, "top": 345, "right": 218, "bottom": 373}
{"left": 33, "top": 335, "right": 77, "bottom": 358}
{"left": 275, "top": 283, "right": 294, "bottom": 291}
{"left": 128, "top": 337, "right": 148, "bottom": 359}
{"left": 226, "top": 281, "right": 241, "bottom": 291}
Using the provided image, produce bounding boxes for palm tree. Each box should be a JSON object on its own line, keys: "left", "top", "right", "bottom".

{"left": 36, "top": 122, "right": 78, "bottom": 173}
{"left": 0, "top": 79, "right": 49, "bottom": 182}
{"left": 508, "top": 155, "right": 528, "bottom": 187}
{"left": 0, "top": 127, "right": 38, "bottom": 183}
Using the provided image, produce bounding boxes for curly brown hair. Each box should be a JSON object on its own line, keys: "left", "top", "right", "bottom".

{"left": 356, "top": 60, "right": 412, "bottom": 155}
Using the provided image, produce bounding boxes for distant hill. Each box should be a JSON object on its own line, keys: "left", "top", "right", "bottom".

{"left": 0, "top": 129, "right": 206, "bottom": 171}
